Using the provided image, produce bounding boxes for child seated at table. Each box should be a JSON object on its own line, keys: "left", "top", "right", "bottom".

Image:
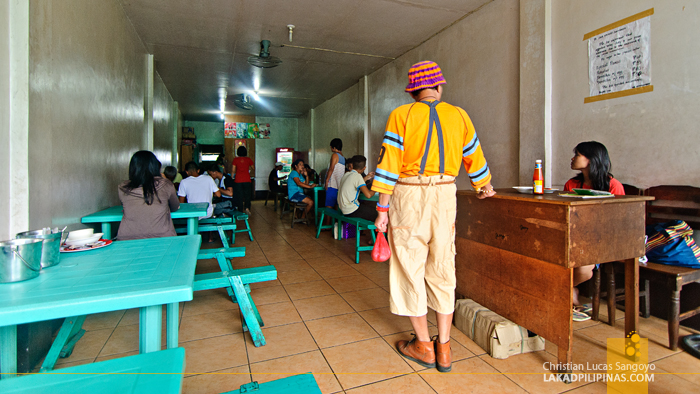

{"left": 565, "top": 141, "right": 625, "bottom": 320}
{"left": 338, "top": 155, "right": 376, "bottom": 222}
{"left": 162, "top": 166, "right": 181, "bottom": 191}
{"left": 117, "top": 151, "right": 180, "bottom": 240}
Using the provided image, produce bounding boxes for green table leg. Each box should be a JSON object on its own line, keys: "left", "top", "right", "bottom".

{"left": 0, "top": 325, "right": 17, "bottom": 379}
{"left": 139, "top": 305, "right": 162, "bottom": 353}
{"left": 40, "top": 315, "right": 86, "bottom": 372}
{"left": 187, "top": 218, "right": 198, "bottom": 235}
{"left": 166, "top": 303, "right": 179, "bottom": 349}
{"left": 101, "top": 223, "right": 112, "bottom": 240}
{"left": 313, "top": 188, "right": 319, "bottom": 226}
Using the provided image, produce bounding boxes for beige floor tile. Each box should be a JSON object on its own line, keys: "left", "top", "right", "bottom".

{"left": 341, "top": 288, "right": 390, "bottom": 312}
{"left": 284, "top": 280, "right": 337, "bottom": 300}
{"left": 647, "top": 365, "right": 700, "bottom": 393}
{"left": 52, "top": 358, "right": 95, "bottom": 370}
{"left": 256, "top": 301, "right": 302, "bottom": 327}
{"left": 250, "top": 285, "right": 290, "bottom": 305}
{"left": 577, "top": 320, "right": 683, "bottom": 362}
{"left": 179, "top": 309, "right": 243, "bottom": 343}
{"left": 306, "top": 313, "right": 379, "bottom": 348}
{"left": 249, "top": 279, "right": 281, "bottom": 289}
{"left": 358, "top": 307, "right": 415, "bottom": 336}
{"left": 653, "top": 351, "right": 700, "bottom": 386}
{"left": 181, "top": 333, "right": 248, "bottom": 376}
{"left": 561, "top": 382, "right": 612, "bottom": 393}
{"left": 94, "top": 350, "right": 139, "bottom": 363}
{"left": 54, "top": 328, "right": 113, "bottom": 364}
{"left": 270, "top": 259, "right": 312, "bottom": 272}
{"left": 368, "top": 272, "right": 390, "bottom": 288}
{"left": 83, "top": 310, "right": 126, "bottom": 331}
{"left": 118, "top": 308, "right": 140, "bottom": 326}
{"left": 293, "top": 294, "right": 355, "bottom": 321}
{"left": 250, "top": 350, "right": 343, "bottom": 394}
{"left": 449, "top": 324, "right": 487, "bottom": 356}
{"left": 99, "top": 324, "right": 140, "bottom": 356}
{"left": 305, "top": 256, "right": 349, "bottom": 270}
{"left": 183, "top": 289, "right": 238, "bottom": 317}
{"left": 298, "top": 248, "right": 333, "bottom": 260}
{"left": 326, "top": 275, "right": 378, "bottom": 294}
{"left": 265, "top": 250, "right": 302, "bottom": 263}
{"left": 322, "top": 337, "right": 414, "bottom": 390}
{"left": 345, "top": 373, "right": 435, "bottom": 394}
{"left": 182, "top": 365, "right": 251, "bottom": 394}
{"left": 230, "top": 257, "right": 271, "bottom": 270}
{"left": 419, "top": 357, "right": 527, "bottom": 393}
{"left": 383, "top": 329, "right": 475, "bottom": 372}
{"left": 278, "top": 267, "right": 324, "bottom": 285}
{"left": 315, "top": 264, "right": 361, "bottom": 280}
{"left": 480, "top": 351, "right": 589, "bottom": 394}
{"left": 245, "top": 322, "right": 318, "bottom": 364}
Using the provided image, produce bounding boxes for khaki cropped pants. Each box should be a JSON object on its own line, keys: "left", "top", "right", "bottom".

{"left": 388, "top": 175, "right": 457, "bottom": 317}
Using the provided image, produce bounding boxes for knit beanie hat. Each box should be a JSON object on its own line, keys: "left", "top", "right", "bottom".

{"left": 405, "top": 61, "right": 446, "bottom": 92}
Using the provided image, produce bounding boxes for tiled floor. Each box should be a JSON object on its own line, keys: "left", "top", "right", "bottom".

{"left": 47, "top": 201, "right": 700, "bottom": 393}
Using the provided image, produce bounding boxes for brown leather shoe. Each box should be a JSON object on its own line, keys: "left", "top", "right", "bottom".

{"left": 433, "top": 336, "right": 452, "bottom": 372}
{"left": 396, "top": 335, "right": 436, "bottom": 368}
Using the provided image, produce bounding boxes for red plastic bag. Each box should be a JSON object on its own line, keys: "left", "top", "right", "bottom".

{"left": 372, "top": 231, "right": 391, "bottom": 262}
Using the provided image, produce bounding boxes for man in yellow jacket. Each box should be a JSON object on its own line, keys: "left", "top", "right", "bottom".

{"left": 372, "top": 61, "right": 496, "bottom": 373}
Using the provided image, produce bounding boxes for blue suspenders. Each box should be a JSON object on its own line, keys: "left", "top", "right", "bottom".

{"left": 418, "top": 100, "right": 445, "bottom": 177}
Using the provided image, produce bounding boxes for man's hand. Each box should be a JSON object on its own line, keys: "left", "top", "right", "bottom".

{"left": 375, "top": 211, "right": 389, "bottom": 232}
{"left": 364, "top": 172, "right": 375, "bottom": 182}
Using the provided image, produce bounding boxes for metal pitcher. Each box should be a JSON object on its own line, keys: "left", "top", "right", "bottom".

{"left": 0, "top": 238, "right": 43, "bottom": 283}
{"left": 16, "top": 228, "right": 63, "bottom": 268}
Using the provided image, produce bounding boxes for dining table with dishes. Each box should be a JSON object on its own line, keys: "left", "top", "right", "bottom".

{"left": 0, "top": 233, "right": 201, "bottom": 379}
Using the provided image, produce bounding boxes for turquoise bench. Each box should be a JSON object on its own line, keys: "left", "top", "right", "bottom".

{"left": 194, "top": 248, "right": 277, "bottom": 348}
{"left": 176, "top": 216, "right": 236, "bottom": 247}
{"left": 316, "top": 208, "right": 377, "bottom": 264}
{"left": 231, "top": 211, "right": 254, "bottom": 243}
{"left": 0, "top": 347, "right": 185, "bottom": 393}
{"left": 223, "top": 373, "right": 322, "bottom": 394}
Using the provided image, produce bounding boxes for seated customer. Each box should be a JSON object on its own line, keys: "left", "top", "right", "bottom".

{"left": 207, "top": 165, "right": 236, "bottom": 217}
{"left": 338, "top": 155, "right": 376, "bottom": 222}
{"left": 117, "top": 151, "right": 179, "bottom": 240}
{"left": 268, "top": 161, "right": 286, "bottom": 194}
{"left": 564, "top": 141, "right": 625, "bottom": 321}
{"left": 162, "top": 166, "right": 181, "bottom": 191}
{"left": 288, "top": 159, "right": 316, "bottom": 219}
{"left": 177, "top": 161, "right": 221, "bottom": 219}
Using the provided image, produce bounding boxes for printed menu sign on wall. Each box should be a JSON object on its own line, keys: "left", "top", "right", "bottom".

{"left": 224, "top": 122, "right": 271, "bottom": 139}
{"left": 584, "top": 8, "right": 654, "bottom": 103}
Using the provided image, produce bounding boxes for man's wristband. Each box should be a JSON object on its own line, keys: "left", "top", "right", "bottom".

{"left": 376, "top": 203, "right": 389, "bottom": 212}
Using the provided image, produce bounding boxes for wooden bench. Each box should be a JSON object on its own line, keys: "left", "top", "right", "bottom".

{"left": 280, "top": 197, "right": 309, "bottom": 228}
{"left": 194, "top": 265, "right": 277, "bottom": 347}
{"left": 222, "top": 373, "right": 322, "bottom": 394}
{"left": 641, "top": 185, "right": 700, "bottom": 350}
{"left": 1, "top": 347, "right": 185, "bottom": 393}
{"left": 316, "top": 208, "right": 377, "bottom": 264}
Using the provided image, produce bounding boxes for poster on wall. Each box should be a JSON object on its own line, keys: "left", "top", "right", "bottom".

{"left": 584, "top": 8, "right": 653, "bottom": 103}
{"left": 224, "top": 122, "right": 235, "bottom": 138}
{"left": 224, "top": 122, "right": 272, "bottom": 139}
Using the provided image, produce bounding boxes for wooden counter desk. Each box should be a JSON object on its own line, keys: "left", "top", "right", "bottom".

{"left": 454, "top": 189, "right": 653, "bottom": 372}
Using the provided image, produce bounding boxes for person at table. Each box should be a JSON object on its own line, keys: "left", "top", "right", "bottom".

{"left": 268, "top": 161, "right": 286, "bottom": 195}
{"left": 565, "top": 141, "right": 625, "bottom": 318}
{"left": 305, "top": 164, "right": 319, "bottom": 185}
{"left": 162, "top": 165, "right": 181, "bottom": 191}
{"left": 288, "top": 159, "right": 316, "bottom": 219}
{"left": 372, "top": 61, "right": 496, "bottom": 373}
{"left": 232, "top": 146, "right": 255, "bottom": 215}
{"left": 338, "top": 155, "right": 376, "bottom": 222}
{"left": 207, "top": 165, "right": 236, "bottom": 217}
{"left": 324, "top": 138, "right": 345, "bottom": 208}
{"left": 117, "top": 151, "right": 180, "bottom": 240}
{"left": 178, "top": 161, "right": 221, "bottom": 219}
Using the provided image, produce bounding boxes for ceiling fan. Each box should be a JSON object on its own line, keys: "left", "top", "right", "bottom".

{"left": 247, "top": 40, "right": 283, "bottom": 68}
{"left": 232, "top": 94, "right": 253, "bottom": 110}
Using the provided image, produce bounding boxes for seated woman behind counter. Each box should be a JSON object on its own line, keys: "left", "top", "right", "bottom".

{"left": 117, "top": 151, "right": 180, "bottom": 240}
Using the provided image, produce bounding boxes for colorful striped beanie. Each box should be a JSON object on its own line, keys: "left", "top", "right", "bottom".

{"left": 405, "top": 61, "right": 446, "bottom": 92}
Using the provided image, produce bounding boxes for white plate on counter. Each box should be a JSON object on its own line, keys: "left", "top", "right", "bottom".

{"left": 512, "top": 187, "right": 559, "bottom": 194}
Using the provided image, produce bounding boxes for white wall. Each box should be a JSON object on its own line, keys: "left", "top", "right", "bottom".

{"left": 153, "top": 71, "right": 176, "bottom": 167}
{"left": 551, "top": 1, "right": 700, "bottom": 188}
{"left": 27, "top": 0, "right": 156, "bottom": 230}
{"left": 303, "top": 0, "right": 521, "bottom": 190}
{"left": 255, "top": 116, "right": 298, "bottom": 191}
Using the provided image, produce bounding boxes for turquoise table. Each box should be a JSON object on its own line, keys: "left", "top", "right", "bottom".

{"left": 359, "top": 193, "right": 379, "bottom": 202}
{"left": 0, "top": 235, "right": 201, "bottom": 379}
{"left": 81, "top": 202, "right": 208, "bottom": 239}
{"left": 0, "top": 347, "right": 186, "bottom": 393}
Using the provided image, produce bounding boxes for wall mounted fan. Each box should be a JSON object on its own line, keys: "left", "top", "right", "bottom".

{"left": 247, "top": 40, "right": 282, "bottom": 68}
